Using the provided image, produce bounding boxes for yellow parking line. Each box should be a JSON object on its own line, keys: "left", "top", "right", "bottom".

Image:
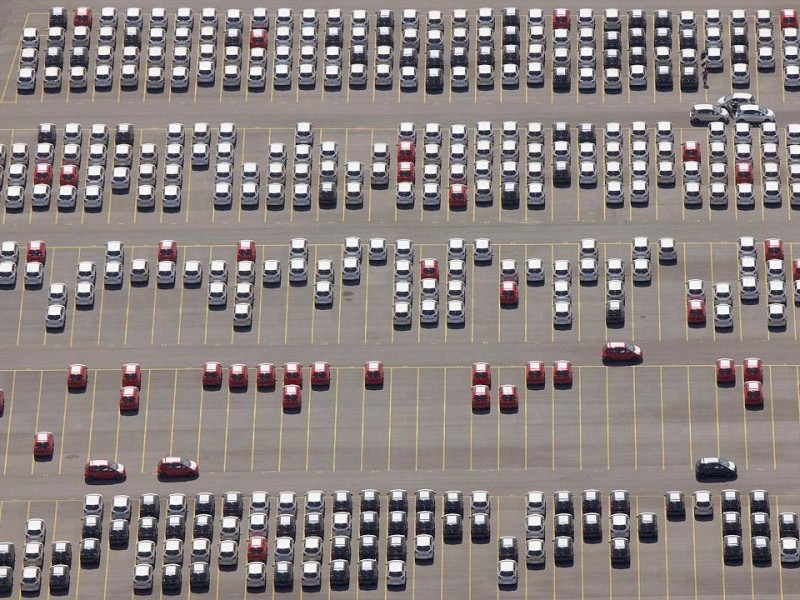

{"left": 359, "top": 385, "right": 366, "bottom": 471}
{"left": 249, "top": 384, "right": 258, "bottom": 472}
{"left": 29, "top": 371, "right": 44, "bottom": 475}
{"left": 196, "top": 384, "right": 205, "bottom": 468}
{"left": 304, "top": 385, "right": 313, "bottom": 471}
{"left": 140, "top": 374, "right": 152, "bottom": 474}
{"left": 85, "top": 371, "right": 98, "bottom": 459}
{"left": 686, "top": 367, "right": 695, "bottom": 468}
{"left": 768, "top": 367, "right": 777, "bottom": 469}
{"left": 551, "top": 376, "right": 556, "bottom": 470}
{"left": 202, "top": 247, "right": 213, "bottom": 345}
{"left": 682, "top": 244, "right": 689, "bottom": 341}
{"left": 56, "top": 387, "right": 69, "bottom": 475}
{"left": 168, "top": 370, "right": 178, "bottom": 455}
{"left": 441, "top": 367, "right": 447, "bottom": 469}
{"left": 632, "top": 367, "right": 639, "bottom": 469}
{"left": 605, "top": 367, "right": 611, "bottom": 469}
{"left": 149, "top": 282, "right": 158, "bottom": 345}
{"left": 0, "top": 14, "right": 27, "bottom": 102}
{"left": 386, "top": 369, "right": 394, "bottom": 471}
{"left": 331, "top": 375, "right": 339, "bottom": 471}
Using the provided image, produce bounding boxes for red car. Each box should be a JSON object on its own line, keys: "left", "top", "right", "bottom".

{"left": 743, "top": 357, "right": 763, "bottom": 383}
{"left": 0, "top": 389, "right": 4, "bottom": 414}
{"left": 250, "top": 29, "right": 268, "bottom": 48}
{"left": 84, "top": 459, "right": 126, "bottom": 482}
{"left": 735, "top": 162, "right": 753, "bottom": 184}
{"left": 59, "top": 164, "right": 78, "bottom": 186}
{"left": 764, "top": 238, "right": 783, "bottom": 261}
{"left": 744, "top": 381, "right": 764, "bottom": 407}
{"left": 397, "top": 141, "right": 415, "bottom": 162}
{"left": 282, "top": 384, "right": 302, "bottom": 409}
{"left": 472, "top": 385, "right": 490, "bottom": 410}
{"left": 526, "top": 361, "right": 545, "bottom": 385}
{"left": 33, "top": 431, "right": 54, "bottom": 457}
{"left": 364, "top": 361, "right": 384, "bottom": 386}
{"left": 793, "top": 258, "right": 800, "bottom": 281}
{"left": 247, "top": 536, "right": 268, "bottom": 562}
{"left": 157, "top": 456, "right": 199, "bottom": 479}
{"left": 229, "top": 364, "right": 248, "bottom": 389}
{"left": 310, "top": 362, "right": 331, "bottom": 386}
{"left": 256, "top": 363, "right": 276, "bottom": 387}
{"left": 716, "top": 358, "right": 736, "bottom": 384}
{"left": 67, "top": 364, "right": 88, "bottom": 389}
{"left": 601, "top": 342, "right": 643, "bottom": 364}
{"left": 202, "top": 361, "right": 222, "bottom": 386}
{"left": 237, "top": 239, "right": 256, "bottom": 262}
{"left": 34, "top": 163, "right": 52, "bottom": 185}
{"left": 553, "top": 360, "right": 573, "bottom": 385}
{"left": 781, "top": 9, "right": 798, "bottom": 29}
{"left": 283, "top": 362, "right": 303, "bottom": 386}
{"left": 158, "top": 239, "right": 178, "bottom": 263}
{"left": 682, "top": 141, "right": 701, "bottom": 162}
{"left": 687, "top": 299, "right": 706, "bottom": 325}
{"left": 552, "top": 8, "right": 570, "bottom": 29}
{"left": 499, "top": 281, "right": 519, "bottom": 305}
{"left": 397, "top": 162, "right": 415, "bottom": 183}
{"left": 27, "top": 241, "right": 47, "bottom": 264}
{"left": 499, "top": 384, "right": 519, "bottom": 409}
{"left": 472, "top": 362, "right": 491, "bottom": 387}
{"left": 74, "top": 6, "right": 93, "bottom": 27}
{"left": 420, "top": 258, "right": 439, "bottom": 281}
{"left": 119, "top": 386, "right": 140, "bottom": 411}
{"left": 449, "top": 184, "right": 467, "bottom": 208}
{"left": 121, "top": 363, "right": 142, "bottom": 388}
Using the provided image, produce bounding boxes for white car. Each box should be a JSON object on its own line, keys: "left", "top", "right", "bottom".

{"left": 0, "top": 261, "right": 17, "bottom": 285}
{"left": 246, "top": 562, "right": 267, "bottom": 588}
{"left": 46, "top": 304, "right": 66, "bottom": 329}
{"left": 157, "top": 261, "right": 176, "bottom": 285}
{"left": 386, "top": 560, "right": 406, "bottom": 586}
{"left": 314, "top": 280, "right": 334, "bottom": 306}
{"left": 75, "top": 281, "right": 95, "bottom": 306}
{"left": 446, "top": 300, "right": 465, "bottom": 325}
{"left": 218, "top": 540, "right": 238, "bottom": 566}
{"left": 768, "top": 303, "right": 787, "bottom": 327}
{"left": 553, "top": 301, "right": 572, "bottom": 326}
{"left": 415, "top": 534, "right": 435, "bottom": 560}
{"left": 579, "top": 258, "right": 598, "bottom": 282}
{"left": 393, "top": 302, "right": 412, "bottom": 326}
{"left": 24, "top": 262, "right": 43, "bottom": 286}
{"left": 714, "top": 303, "right": 733, "bottom": 329}
{"left": 132, "top": 564, "right": 153, "bottom": 590}
{"left": 498, "top": 559, "right": 519, "bottom": 586}
{"left": 208, "top": 281, "right": 227, "bottom": 306}
{"left": 420, "top": 299, "right": 439, "bottom": 324}
{"left": 474, "top": 239, "right": 492, "bottom": 263}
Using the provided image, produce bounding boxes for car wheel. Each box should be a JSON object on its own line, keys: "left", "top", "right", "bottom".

{"left": 115, "top": 474, "right": 123, "bottom": 481}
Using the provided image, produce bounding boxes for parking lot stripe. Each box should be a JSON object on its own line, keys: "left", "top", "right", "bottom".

{"left": 149, "top": 283, "right": 159, "bottom": 345}
{"left": 633, "top": 367, "right": 639, "bottom": 469}
{"left": 0, "top": 14, "right": 26, "bottom": 103}
{"left": 363, "top": 256, "right": 370, "bottom": 344}
{"left": 359, "top": 385, "right": 367, "bottom": 471}
{"left": 442, "top": 368, "right": 448, "bottom": 470}
{"left": 686, "top": 368, "right": 695, "bottom": 469}
{"left": 386, "top": 369, "right": 394, "bottom": 470}
{"left": 768, "top": 367, "right": 778, "bottom": 469}
{"left": 605, "top": 369, "right": 611, "bottom": 470}
{"left": 551, "top": 379, "right": 557, "bottom": 470}
{"left": 659, "top": 367, "right": 666, "bottom": 468}
{"left": 25, "top": 372, "right": 43, "bottom": 476}
{"left": 682, "top": 245, "right": 689, "bottom": 341}
{"left": 85, "top": 370, "right": 98, "bottom": 460}
{"left": 331, "top": 376, "right": 340, "bottom": 471}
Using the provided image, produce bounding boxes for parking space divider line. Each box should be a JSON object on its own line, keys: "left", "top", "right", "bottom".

{"left": 605, "top": 368, "right": 611, "bottom": 470}
{"left": 56, "top": 385, "right": 69, "bottom": 475}
{"left": 305, "top": 384, "right": 313, "bottom": 472}
{"left": 687, "top": 367, "right": 695, "bottom": 469}
{"left": 139, "top": 373, "right": 152, "bottom": 474}
{"left": 387, "top": 369, "right": 394, "bottom": 471}
{"left": 632, "top": 367, "right": 639, "bottom": 469}
{"left": 28, "top": 371, "right": 43, "bottom": 476}
{"left": 551, "top": 376, "right": 556, "bottom": 471}
{"left": 85, "top": 370, "right": 98, "bottom": 461}
{"left": 168, "top": 370, "right": 178, "bottom": 456}
{"left": 331, "top": 375, "right": 339, "bottom": 472}
{"left": 359, "top": 384, "right": 366, "bottom": 471}
{"left": 769, "top": 367, "right": 778, "bottom": 469}
{"left": 0, "top": 13, "right": 27, "bottom": 103}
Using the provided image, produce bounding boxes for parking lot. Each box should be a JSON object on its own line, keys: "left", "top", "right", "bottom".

{"left": 3, "top": 1, "right": 800, "bottom": 598}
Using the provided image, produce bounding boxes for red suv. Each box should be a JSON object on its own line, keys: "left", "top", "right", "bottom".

{"left": 67, "top": 364, "right": 88, "bottom": 389}
{"left": 229, "top": 364, "right": 248, "bottom": 389}
{"left": 119, "top": 386, "right": 140, "bottom": 411}
{"left": 743, "top": 358, "right": 763, "bottom": 382}
{"left": 526, "top": 361, "right": 545, "bottom": 385}
{"left": 364, "top": 361, "right": 384, "bottom": 386}
{"left": 471, "top": 385, "right": 490, "bottom": 410}
{"left": 121, "top": 363, "right": 142, "bottom": 388}
{"left": 283, "top": 362, "right": 303, "bottom": 386}
{"left": 256, "top": 363, "right": 276, "bottom": 387}
{"left": 601, "top": 342, "right": 643, "bottom": 364}
{"left": 33, "top": 432, "right": 54, "bottom": 457}
{"left": 553, "top": 360, "right": 573, "bottom": 385}
{"left": 310, "top": 362, "right": 331, "bottom": 387}
{"left": 202, "top": 361, "right": 222, "bottom": 386}
{"left": 449, "top": 184, "right": 467, "bottom": 208}
{"left": 499, "top": 384, "right": 519, "bottom": 409}
{"left": 282, "top": 384, "right": 302, "bottom": 409}
{"left": 472, "top": 362, "right": 491, "bottom": 387}
{"left": 716, "top": 358, "right": 736, "bottom": 384}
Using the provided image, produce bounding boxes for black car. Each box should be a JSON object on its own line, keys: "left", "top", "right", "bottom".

{"left": 116, "top": 123, "right": 135, "bottom": 146}
{"left": 471, "top": 513, "right": 490, "bottom": 541}
{"left": 331, "top": 535, "right": 351, "bottom": 561}
{"left": 553, "top": 536, "right": 574, "bottom": 563}
{"left": 45, "top": 47, "right": 63, "bottom": 68}
{"left": 779, "top": 512, "right": 799, "bottom": 538}
{"left": 223, "top": 491, "right": 243, "bottom": 518}
{"left": 165, "top": 515, "right": 185, "bottom": 540}
{"left": 730, "top": 26, "right": 747, "bottom": 47}
{"left": 0, "top": 566, "right": 11, "bottom": 591}
{"left": 553, "top": 121, "right": 574, "bottom": 144}
{"left": 359, "top": 511, "right": 379, "bottom": 536}
{"left": 721, "top": 489, "right": 741, "bottom": 513}
{"left": 194, "top": 492, "right": 215, "bottom": 517}
{"left": 553, "top": 161, "right": 571, "bottom": 184}
{"left": 751, "top": 513, "right": 771, "bottom": 537}
{"left": 49, "top": 6, "right": 68, "bottom": 28}
{"left": 82, "top": 516, "right": 102, "bottom": 540}
{"left": 749, "top": 490, "right": 770, "bottom": 514}
{"left": 140, "top": 493, "right": 161, "bottom": 519}
{"left": 79, "top": 538, "right": 101, "bottom": 566}
{"left": 192, "top": 515, "right": 214, "bottom": 540}
{"left": 654, "top": 27, "right": 672, "bottom": 48}
{"left": 604, "top": 49, "right": 622, "bottom": 69}
{"left": 503, "top": 26, "right": 519, "bottom": 45}
{"left": 319, "top": 181, "right": 337, "bottom": 206}
{"left": 330, "top": 559, "right": 350, "bottom": 585}
{"left": 444, "top": 491, "right": 463, "bottom": 516}
{"left": 498, "top": 536, "right": 518, "bottom": 561}
{"left": 628, "top": 28, "right": 645, "bottom": 47}
{"left": 415, "top": 511, "right": 435, "bottom": 536}
{"left": 388, "top": 489, "right": 408, "bottom": 513}
{"left": 51, "top": 541, "right": 72, "bottom": 567}
{"left": 49, "top": 564, "right": 70, "bottom": 590}
{"left": 606, "top": 300, "right": 625, "bottom": 325}
{"left": 189, "top": 561, "right": 210, "bottom": 591}
{"left": 109, "top": 519, "right": 129, "bottom": 547}
{"left": 503, "top": 7, "right": 519, "bottom": 27}
{"left": 553, "top": 66, "right": 570, "bottom": 91}
{"left": 628, "top": 9, "right": 646, "bottom": 29}
{"left": 0, "top": 543, "right": 15, "bottom": 568}
{"left": 610, "top": 490, "right": 630, "bottom": 516}
{"left": 276, "top": 514, "right": 296, "bottom": 539}
{"left": 656, "top": 65, "right": 673, "bottom": 89}
{"left": 376, "top": 10, "right": 394, "bottom": 29}
{"left": 416, "top": 489, "right": 435, "bottom": 513}
{"left": 723, "top": 512, "right": 742, "bottom": 536}
{"left": 554, "top": 491, "right": 574, "bottom": 516}
{"left": 305, "top": 512, "right": 324, "bottom": 537}
{"left": 610, "top": 538, "right": 630, "bottom": 564}
{"left": 224, "top": 28, "right": 242, "bottom": 48}
{"left": 654, "top": 9, "right": 672, "bottom": 30}
{"left": 724, "top": 535, "right": 743, "bottom": 561}
{"left": 752, "top": 536, "right": 771, "bottom": 562}
{"left": 358, "top": 535, "right": 378, "bottom": 560}
{"left": 731, "top": 45, "right": 748, "bottom": 65}
{"left": 333, "top": 490, "right": 353, "bottom": 514}
{"left": 124, "top": 27, "right": 141, "bottom": 49}
{"left": 695, "top": 457, "right": 737, "bottom": 480}
{"left": 427, "top": 50, "right": 444, "bottom": 70}
{"left": 665, "top": 491, "right": 686, "bottom": 517}
{"left": 137, "top": 516, "right": 158, "bottom": 542}
{"left": 554, "top": 514, "right": 574, "bottom": 538}
{"left": 400, "top": 48, "right": 417, "bottom": 67}
{"left": 582, "top": 489, "right": 602, "bottom": 514}
{"left": 386, "top": 535, "right": 406, "bottom": 560}
{"left": 637, "top": 513, "right": 658, "bottom": 539}
{"left": 358, "top": 558, "right": 378, "bottom": 586}
{"left": 680, "top": 65, "right": 698, "bottom": 91}
{"left": 680, "top": 29, "right": 697, "bottom": 50}
{"left": 388, "top": 511, "right": 408, "bottom": 536}
{"left": 376, "top": 27, "right": 392, "bottom": 46}
{"left": 477, "top": 46, "right": 494, "bottom": 66}
{"left": 451, "top": 47, "right": 468, "bottom": 67}
{"left": 350, "top": 45, "right": 367, "bottom": 65}
{"left": 604, "top": 31, "right": 622, "bottom": 51}
{"left": 443, "top": 514, "right": 462, "bottom": 540}
{"left": 273, "top": 561, "right": 292, "bottom": 589}
{"left": 70, "top": 47, "right": 89, "bottom": 68}
{"left": 583, "top": 513, "right": 602, "bottom": 540}
{"left": 162, "top": 564, "right": 181, "bottom": 590}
